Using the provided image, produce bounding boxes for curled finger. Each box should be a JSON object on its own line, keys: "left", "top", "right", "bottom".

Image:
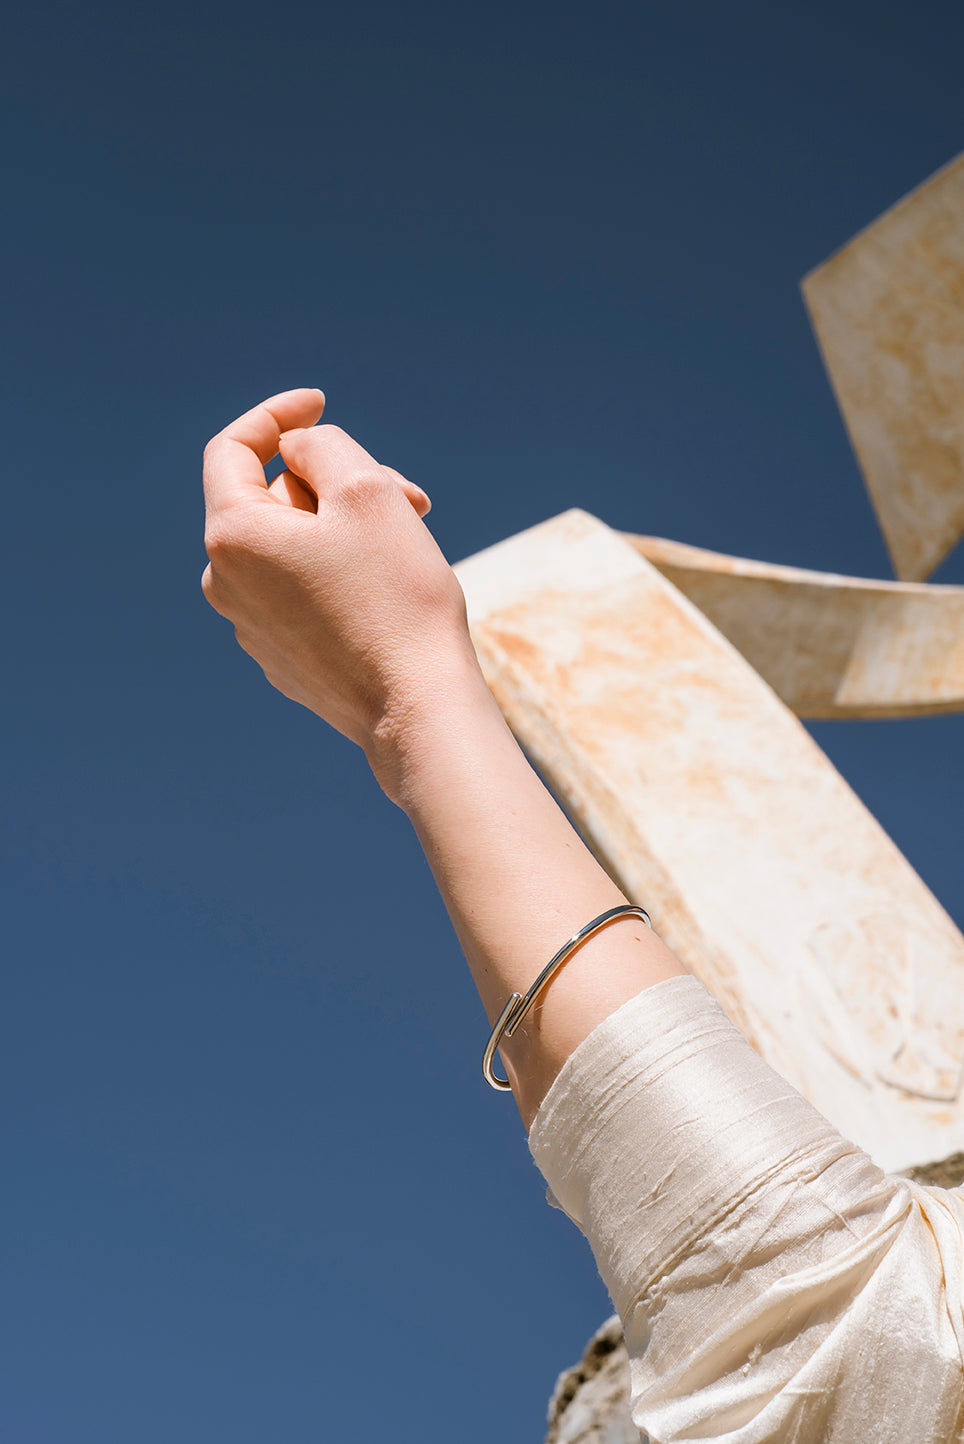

{"left": 381, "top": 466, "right": 432, "bottom": 518}
{"left": 267, "top": 470, "right": 318, "bottom": 513}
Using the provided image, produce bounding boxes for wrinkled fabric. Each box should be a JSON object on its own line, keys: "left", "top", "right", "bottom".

{"left": 528, "top": 975, "right": 964, "bottom": 1443}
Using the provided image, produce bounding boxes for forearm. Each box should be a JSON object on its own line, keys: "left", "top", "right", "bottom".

{"left": 371, "top": 654, "right": 687, "bottom": 1129}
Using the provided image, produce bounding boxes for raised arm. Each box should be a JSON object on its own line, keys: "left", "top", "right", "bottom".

{"left": 201, "top": 392, "right": 964, "bottom": 1442}
{"left": 201, "top": 389, "right": 686, "bottom": 1127}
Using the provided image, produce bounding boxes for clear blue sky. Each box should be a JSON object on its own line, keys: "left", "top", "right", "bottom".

{"left": 3, "top": 2, "right": 963, "bottom": 1440}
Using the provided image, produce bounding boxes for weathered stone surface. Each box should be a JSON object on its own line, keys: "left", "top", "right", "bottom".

{"left": 454, "top": 510, "right": 964, "bottom": 1174}
{"left": 624, "top": 533, "right": 964, "bottom": 719}
{"left": 803, "top": 151, "right": 964, "bottom": 581}
{"left": 545, "top": 1317, "right": 640, "bottom": 1444}
{"left": 903, "top": 1150, "right": 964, "bottom": 1189}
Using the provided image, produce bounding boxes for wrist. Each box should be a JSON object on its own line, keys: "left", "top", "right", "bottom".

{"left": 365, "top": 648, "right": 506, "bottom": 809}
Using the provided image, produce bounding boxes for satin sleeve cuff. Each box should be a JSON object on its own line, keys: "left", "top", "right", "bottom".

{"left": 527, "top": 975, "right": 964, "bottom": 1441}
{"left": 527, "top": 974, "right": 859, "bottom": 1318}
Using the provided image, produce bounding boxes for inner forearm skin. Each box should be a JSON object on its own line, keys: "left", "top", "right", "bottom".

{"left": 370, "top": 654, "right": 688, "bottom": 1130}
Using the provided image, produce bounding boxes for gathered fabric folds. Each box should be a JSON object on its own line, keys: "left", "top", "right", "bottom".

{"left": 528, "top": 974, "right": 964, "bottom": 1443}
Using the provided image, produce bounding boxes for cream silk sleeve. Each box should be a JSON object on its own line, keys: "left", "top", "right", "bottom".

{"left": 528, "top": 974, "right": 964, "bottom": 1443}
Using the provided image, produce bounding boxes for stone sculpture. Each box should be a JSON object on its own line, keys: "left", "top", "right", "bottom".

{"left": 803, "top": 152, "right": 964, "bottom": 583}
{"left": 451, "top": 153, "right": 964, "bottom": 1442}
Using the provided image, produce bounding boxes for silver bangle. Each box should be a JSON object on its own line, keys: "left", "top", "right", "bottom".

{"left": 482, "top": 904, "right": 652, "bottom": 1091}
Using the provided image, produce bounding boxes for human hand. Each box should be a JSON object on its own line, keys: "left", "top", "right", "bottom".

{"left": 201, "top": 389, "right": 483, "bottom": 789}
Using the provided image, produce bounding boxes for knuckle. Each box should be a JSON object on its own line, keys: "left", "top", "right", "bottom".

{"left": 200, "top": 564, "right": 229, "bottom": 618}
{"left": 318, "top": 423, "right": 348, "bottom": 445}
{"left": 203, "top": 521, "right": 228, "bottom": 560}
{"left": 283, "top": 422, "right": 340, "bottom": 456}
{"left": 202, "top": 435, "right": 224, "bottom": 466}
{"left": 203, "top": 513, "right": 244, "bottom": 561}
{"left": 337, "top": 467, "right": 390, "bottom": 508}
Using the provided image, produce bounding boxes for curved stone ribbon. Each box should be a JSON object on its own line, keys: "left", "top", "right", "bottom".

{"left": 624, "top": 533, "right": 964, "bottom": 719}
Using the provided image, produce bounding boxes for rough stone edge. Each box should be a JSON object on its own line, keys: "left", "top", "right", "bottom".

{"left": 901, "top": 1150, "right": 964, "bottom": 1189}
{"left": 546, "top": 1315, "right": 626, "bottom": 1435}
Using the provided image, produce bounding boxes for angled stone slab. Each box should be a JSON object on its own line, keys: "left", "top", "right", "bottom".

{"left": 623, "top": 533, "right": 964, "bottom": 719}
{"left": 454, "top": 510, "right": 964, "bottom": 1173}
{"left": 803, "top": 151, "right": 964, "bottom": 581}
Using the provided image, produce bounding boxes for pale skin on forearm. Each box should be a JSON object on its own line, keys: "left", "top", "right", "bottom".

{"left": 202, "top": 389, "right": 688, "bottom": 1131}
{"left": 374, "top": 670, "right": 686, "bottom": 1128}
